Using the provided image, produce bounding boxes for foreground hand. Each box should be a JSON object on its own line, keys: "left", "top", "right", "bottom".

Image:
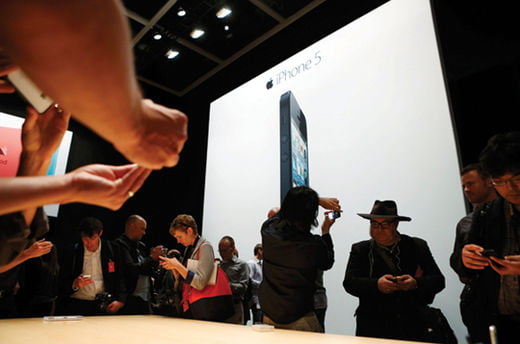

{"left": 462, "top": 244, "right": 489, "bottom": 270}
{"left": 22, "top": 239, "right": 53, "bottom": 259}
{"left": 68, "top": 164, "right": 151, "bottom": 210}
{"left": 489, "top": 255, "right": 520, "bottom": 275}
{"left": 377, "top": 274, "right": 400, "bottom": 294}
{"left": 394, "top": 274, "right": 417, "bottom": 291}
{"left": 113, "top": 99, "right": 188, "bottom": 170}
{"left": 0, "top": 51, "right": 16, "bottom": 93}
{"left": 21, "top": 105, "right": 71, "bottom": 161}
{"left": 105, "top": 300, "right": 124, "bottom": 314}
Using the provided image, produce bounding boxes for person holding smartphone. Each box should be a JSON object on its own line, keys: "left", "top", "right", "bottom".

{"left": 343, "top": 200, "right": 446, "bottom": 342}
{"left": 461, "top": 132, "right": 520, "bottom": 344}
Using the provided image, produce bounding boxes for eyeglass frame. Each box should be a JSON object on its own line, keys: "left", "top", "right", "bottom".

{"left": 369, "top": 220, "right": 397, "bottom": 229}
{"left": 491, "top": 173, "right": 520, "bottom": 188}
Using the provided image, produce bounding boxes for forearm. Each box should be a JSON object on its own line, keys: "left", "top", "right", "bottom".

{"left": 0, "top": 0, "right": 142, "bottom": 142}
{"left": 0, "top": 175, "right": 74, "bottom": 215}
{"left": 17, "top": 150, "right": 54, "bottom": 224}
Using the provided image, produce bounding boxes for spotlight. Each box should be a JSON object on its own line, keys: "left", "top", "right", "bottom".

{"left": 165, "top": 49, "right": 179, "bottom": 59}
{"left": 216, "top": 7, "right": 232, "bottom": 19}
{"left": 177, "top": 7, "right": 186, "bottom": 17}
{"left": 224, "top": 25, "right": 230, "bottom": 31}
{"left": 190, "top": 29, "right": 205, "bottom": 39}
{"left": 153, "top": 33, "right": 162, "bottom": 40}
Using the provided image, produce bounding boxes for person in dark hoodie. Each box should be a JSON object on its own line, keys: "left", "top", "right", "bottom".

{"left": 259, "top": 186, "right": 338, "bottom": 332}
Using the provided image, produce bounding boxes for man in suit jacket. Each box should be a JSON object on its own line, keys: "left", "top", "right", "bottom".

{"left": 57, "top": 217, "right": 126, "bottom": 315}
{"left": 115, "top": 215, "right": 163, "bottom": 314}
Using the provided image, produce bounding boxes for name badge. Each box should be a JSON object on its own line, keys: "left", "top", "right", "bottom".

{"left": 108, "top": 261, "right": 115, "bottom": 273}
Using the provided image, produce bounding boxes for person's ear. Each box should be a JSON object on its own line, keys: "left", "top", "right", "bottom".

{"left": 99, "top": 230, "right": 103, "bottom": 237}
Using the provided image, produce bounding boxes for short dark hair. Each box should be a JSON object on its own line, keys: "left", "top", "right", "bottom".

{"left": 220, "top": 235, "right": 235, "bottom": 248}
{"left": 479, "top": 131, "right": 520, "bottom": 178}
{"left": 253, "top": 243, "right": 262, "bottom": 255}
{"left": 78, "top": 217, "right": 103, "bottom": 237}
{"left": 277, "top": 186, "right": 319, "bottom": 232}
{"left": 170, "top": 214, "right": 198, "bottom": 235}
{"left": 460, "top": 163, "right": 490, "bottom": 179}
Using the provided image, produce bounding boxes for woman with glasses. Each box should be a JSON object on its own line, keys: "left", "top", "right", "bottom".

{"left": 343, "top": 200, "right": 447, "bottom": 342}
{"left": 159, "top": 214, "right": 232, "bottom": 321}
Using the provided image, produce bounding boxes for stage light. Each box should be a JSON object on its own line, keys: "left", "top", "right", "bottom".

{"left": 190, "top": 29, "right": 205, "bottom": 39}
{"left": 165, "top": 49, "right": 179, "bottom": 59}
{"left": 177, "top": 7, "right": 186, "bottom": 17}
{"left": 216, "top": 7, "right": 232, "bottom": 19}
{"left": 153, "top": 33, "right": 162, "bottom": 40}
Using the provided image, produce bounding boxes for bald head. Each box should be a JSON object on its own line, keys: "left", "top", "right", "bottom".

{"left": 125, "top": 215, "right": 147, "bottom": 241}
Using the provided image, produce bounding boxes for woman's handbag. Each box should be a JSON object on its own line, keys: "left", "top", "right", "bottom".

{"left": 184, "top": 265, "right": 234, "bottom": 321}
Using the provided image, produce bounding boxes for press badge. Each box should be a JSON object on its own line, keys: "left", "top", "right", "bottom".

{"left": 108, "top": 261, "right": 115, "bottom": 273}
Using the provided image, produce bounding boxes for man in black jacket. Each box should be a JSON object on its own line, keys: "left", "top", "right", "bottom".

{"left": 343, "top": 200, "right": 445, "bottom": 342}
{"left": 57, "top": 217, "right": 126, "bottom": 315}
{"left": 461, "top": 132, "right": 520, "bottom": 344}
{"left": 115, "top": 215, "right": 163, "bottom": 314}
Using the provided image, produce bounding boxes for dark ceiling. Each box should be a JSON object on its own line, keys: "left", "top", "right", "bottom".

{"left": 124, "top": 0, "right": 335, "bottom": 97}
{"left": 123, "top": 0, "right": 520, "bottom": 104}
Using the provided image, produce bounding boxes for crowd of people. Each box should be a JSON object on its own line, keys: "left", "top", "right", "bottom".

{"left": 0, "top": 130, "right": 519, "bottom": 344}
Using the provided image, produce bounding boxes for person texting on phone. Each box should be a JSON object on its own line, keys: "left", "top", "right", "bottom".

{"left": 115, "top": 215, "right": 164, "bottom": 315}
{"left": 461, "top": 132, "right": 520, "bottom": 344}
{"left": 56, "top": 217, "right": 126, "bottom": 316}
{"left": 449, "top": 163, "right": 497, "bottom": 342}
{"left": 0, "top": 0, "right": 187, "bottom": 170}
{"left": 343, "top": 200, "right": 445, "bottom": 342}
{"left": 259, "top": 186, "right": 337, "bottom": 332}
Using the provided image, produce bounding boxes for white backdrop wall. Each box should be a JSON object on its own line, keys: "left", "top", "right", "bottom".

{"left": 204, "top": 0, "right": 467, "bottom": 341}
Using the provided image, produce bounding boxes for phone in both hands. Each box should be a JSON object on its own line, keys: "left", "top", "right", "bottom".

{"left": 280, "top": 90, "right": 309, "bottom": 203}
{"left": 7, "top": 69, "right": 53, "bottom": 113}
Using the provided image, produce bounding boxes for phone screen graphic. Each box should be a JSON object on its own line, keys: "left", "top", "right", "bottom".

{"left": 280, "top": 91, "right": 309, "bottom": 203}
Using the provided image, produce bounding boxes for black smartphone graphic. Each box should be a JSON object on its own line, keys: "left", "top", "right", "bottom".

{"left": 280, "top": 91, "right": 309, "bottom": 203}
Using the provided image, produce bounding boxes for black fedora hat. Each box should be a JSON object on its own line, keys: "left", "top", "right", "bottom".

{"left": 357, "top": 200, "right": 411, "bottom": 222}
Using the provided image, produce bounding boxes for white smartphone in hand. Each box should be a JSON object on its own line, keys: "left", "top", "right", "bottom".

{"left": 7, "top": 69, "right": 53, "bottom": 113}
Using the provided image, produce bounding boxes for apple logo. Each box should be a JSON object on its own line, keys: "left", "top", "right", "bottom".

{"left": 266, "top": 78, "right": 273, "bottom": 90}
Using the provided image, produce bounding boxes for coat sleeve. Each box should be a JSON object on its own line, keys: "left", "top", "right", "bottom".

{"left": 343, "top": 242, "right": 380, "bottom": 297}
{"left": 413, "top": 238, "right": 445, "bottom": 304}
{"left": 188, "top": 243, "right": 215, "bottom": 290}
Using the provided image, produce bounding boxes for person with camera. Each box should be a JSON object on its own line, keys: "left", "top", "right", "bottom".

{"left": 259, "top": 186, "right": 339, "bottom": 332}
{"left": 343, "top": 200, "right": 446, "bottom": 342}
{"left": 57, "top": 217, "right": 126, "bottom": 315}
{"left": 115, "top": 215, "right": 164, "bottom": 315}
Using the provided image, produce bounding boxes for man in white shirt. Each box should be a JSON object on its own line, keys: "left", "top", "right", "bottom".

{"left": 247, "top": 243, "right": 263, "bottom": 324}
{"left": 57, "top": 217, "right": 126, "bottom": 315}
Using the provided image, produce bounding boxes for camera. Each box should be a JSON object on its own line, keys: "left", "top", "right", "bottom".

{"left": 95, "top": 292, "right": 113, "bottom": 312}
{"left": 328, "top": 210, "right": 341, "bottom": 220}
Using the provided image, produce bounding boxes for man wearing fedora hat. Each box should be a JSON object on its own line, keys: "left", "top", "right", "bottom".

{"left": 343, "top": 200, "right": 445, "bottom": 341}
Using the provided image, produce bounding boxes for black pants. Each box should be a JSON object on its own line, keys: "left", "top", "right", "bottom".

{"left": 56, "top": 298, "right": 104, "bottom": 316}
{"left": 121, "top": 295, "right": 151, "bottom": 315}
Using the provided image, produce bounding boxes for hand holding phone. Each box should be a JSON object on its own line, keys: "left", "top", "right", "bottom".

{"left": 327, "top": 210, "right": 341, "bottom": 220}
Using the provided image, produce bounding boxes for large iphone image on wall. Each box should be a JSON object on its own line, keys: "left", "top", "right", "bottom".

{"left": 280, "top": 90, "right": 309, "bottom": 203}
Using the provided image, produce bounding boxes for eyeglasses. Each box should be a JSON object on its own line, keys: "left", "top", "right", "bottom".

{"left": 491, "top": 175, "right": 520, "bottom": 188}
{"left": 370, "top": 220, "right": 395, "bottom": 229}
